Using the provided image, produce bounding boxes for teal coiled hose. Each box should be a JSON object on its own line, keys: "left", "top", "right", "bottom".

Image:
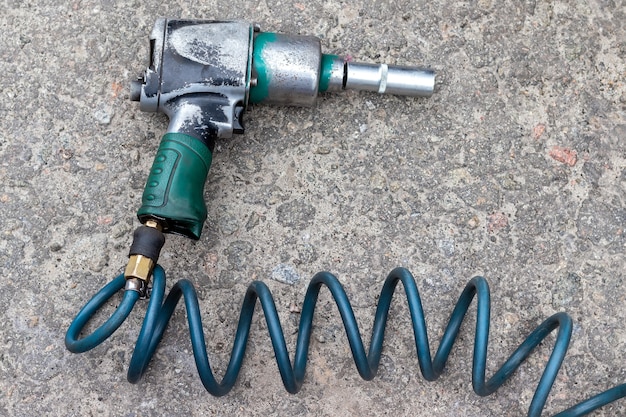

{"left": 65, "top": 265, "right": 626, "bottom": 416}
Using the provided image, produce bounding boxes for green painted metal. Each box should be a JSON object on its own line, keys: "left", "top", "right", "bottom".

{"left": 249, "top": 32, "right": 277, "bottom": 103}
{"left": 319, "top": 54, "right": 340, "bottom": 92}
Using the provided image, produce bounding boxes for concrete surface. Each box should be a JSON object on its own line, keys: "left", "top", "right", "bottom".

{"left": 1, "top": 1, "right": 625, "bottom": 416}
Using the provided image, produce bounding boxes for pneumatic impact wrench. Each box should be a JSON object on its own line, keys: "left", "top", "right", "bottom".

{"left": 123, "top": 19, "right": 435, "bottom": 294}
{"left": 66, "top": 17, "right": 434, "bottom": 354}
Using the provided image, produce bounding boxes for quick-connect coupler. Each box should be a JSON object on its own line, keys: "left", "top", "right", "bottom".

{"left": 130, "top": 19, "right": 435, "bottom": 240}
{"left": 124, "top": 219, "right": 165, "bottom": 296}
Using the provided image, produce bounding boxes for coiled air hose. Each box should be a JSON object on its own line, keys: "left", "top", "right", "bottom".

{"left": 66, "top": 265, "right": 626, "bottom": 416}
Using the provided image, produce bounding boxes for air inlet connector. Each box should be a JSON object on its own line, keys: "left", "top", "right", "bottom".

{"left": 124, "top": 220, "right": 165, "bottom": 297}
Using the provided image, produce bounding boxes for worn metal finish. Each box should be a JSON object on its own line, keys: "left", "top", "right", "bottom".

{"left": 251, "top": 33, "right": 323, "bottom": 106}
{"left": 323, "top": 55, "right": 345, "bottom": 92}
{"left": 130, "top": 19, "right": 435, "bottom": 140}
{"left": 131, "top": 19, "right": 253, "bottom": 140}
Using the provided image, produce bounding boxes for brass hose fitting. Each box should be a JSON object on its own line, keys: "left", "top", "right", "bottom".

{"left": 124, "top": 219, "right": 165, "bottom": 297}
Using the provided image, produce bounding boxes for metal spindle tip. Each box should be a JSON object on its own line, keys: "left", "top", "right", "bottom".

{"left": 345, "top": 62, "right": 435, "bottom": 98}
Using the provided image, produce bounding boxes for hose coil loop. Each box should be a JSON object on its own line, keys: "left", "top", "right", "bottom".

{"left": 66, "top": 265, "right": 626, "bottom": 416}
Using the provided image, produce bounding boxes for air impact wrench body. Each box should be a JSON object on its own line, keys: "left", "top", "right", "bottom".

{"left": 125, "top": 19, "right": 435, "bottom": 290}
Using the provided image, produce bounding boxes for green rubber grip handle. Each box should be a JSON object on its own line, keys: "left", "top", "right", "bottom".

{"left": 137, "top": 132, "right": 212, "bottom": 240}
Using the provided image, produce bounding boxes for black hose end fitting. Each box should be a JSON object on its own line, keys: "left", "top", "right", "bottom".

{"left": 125, "top": 221, "right": 166, "bottom": 294}
{"left": 129, "top": 224, "right": 166, "bottom": 262}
